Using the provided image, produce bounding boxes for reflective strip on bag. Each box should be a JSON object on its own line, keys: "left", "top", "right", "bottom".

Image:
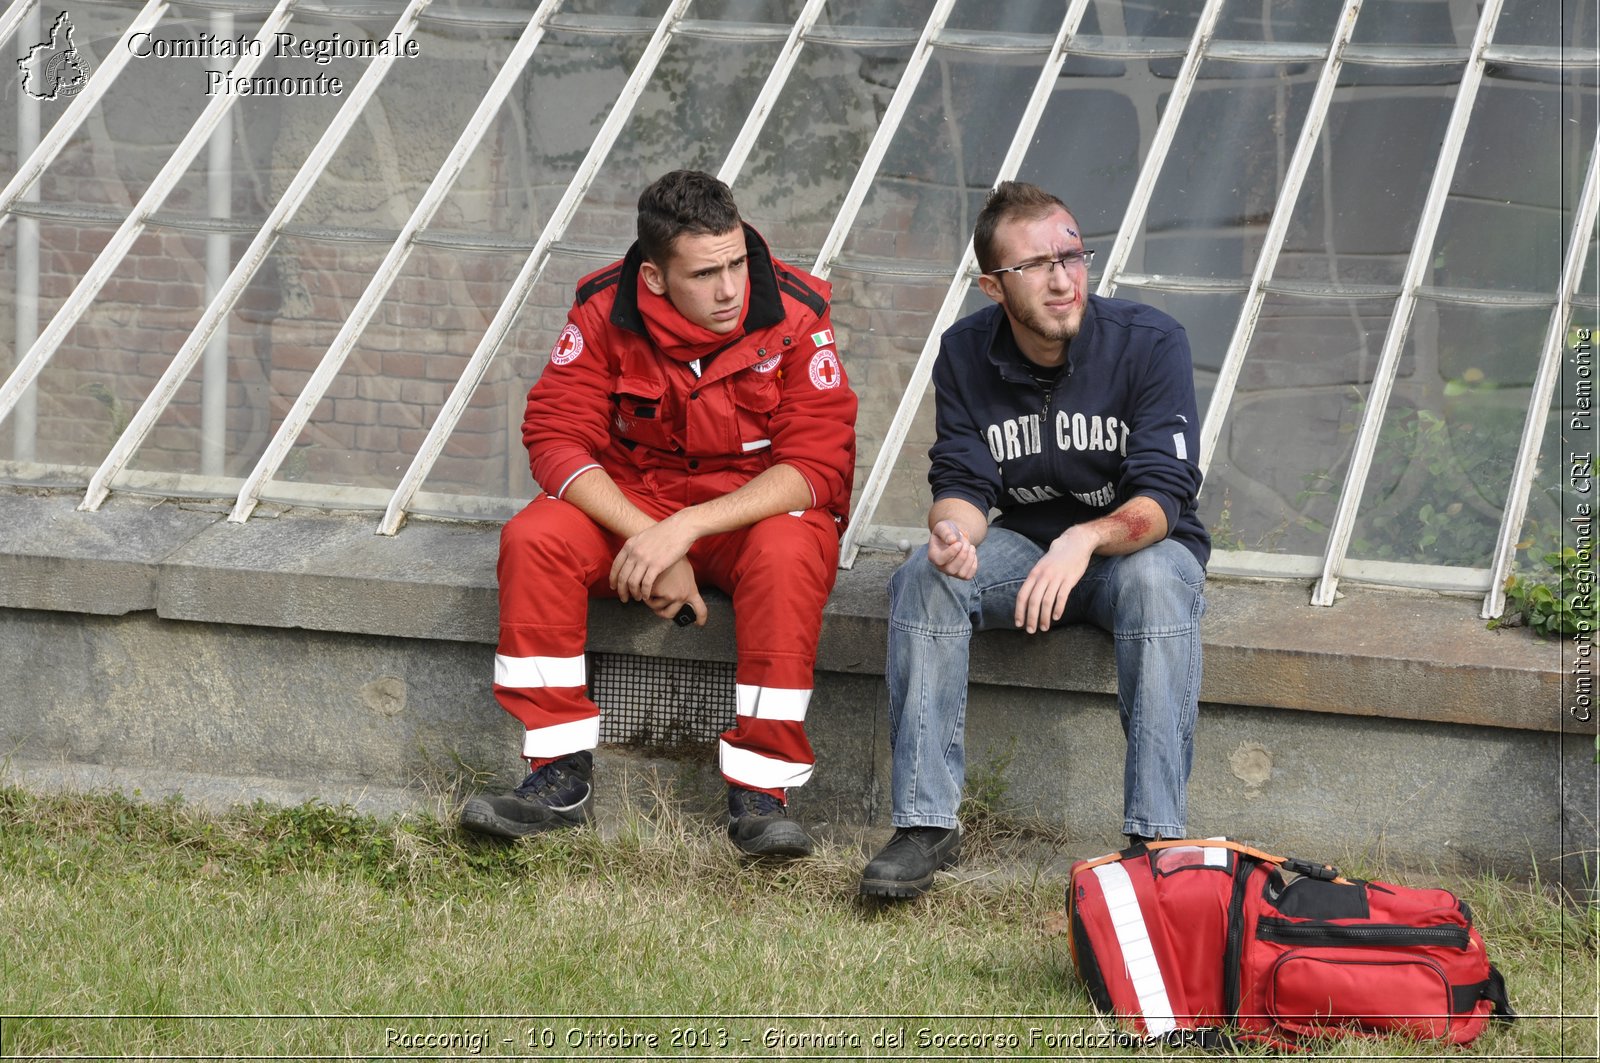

{"left": 1091, "top": 861, "right": 1178, "bottom": 1037}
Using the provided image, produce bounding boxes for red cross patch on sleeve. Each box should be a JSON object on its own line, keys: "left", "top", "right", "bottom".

{"left": 808, "top": 348, "right": 841, "bottom": 390}
{"left": 550, "top": 323, "right": 584, "bottom": 365}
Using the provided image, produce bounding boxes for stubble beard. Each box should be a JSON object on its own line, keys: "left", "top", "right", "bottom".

{"left": 1012, "top": 300, "right": 1081, "bottom": 348}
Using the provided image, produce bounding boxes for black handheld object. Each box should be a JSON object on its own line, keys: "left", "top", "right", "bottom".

{"left": 674, "top": 604, "right": 697, "bottom": 627}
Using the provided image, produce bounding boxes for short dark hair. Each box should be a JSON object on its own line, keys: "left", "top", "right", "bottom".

{"left": 637, "top": 170, "right": 742, "bottom": 266}
{"left": 973, "top": 181, "right": 1073, "bottom": 273}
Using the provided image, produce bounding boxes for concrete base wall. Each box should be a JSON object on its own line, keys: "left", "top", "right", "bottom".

{"left": 962, "top": 684, "right": 1593, "bottom": 880}
{"left": 3, "top": 606, "right": 1591, "bottom": 886}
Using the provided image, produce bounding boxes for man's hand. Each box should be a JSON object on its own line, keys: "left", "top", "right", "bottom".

{"left": 1014, "top": 527, "right": 1094, "bottom": 633}
{"left": 927, "top": 518, "right": 978, "bottom": 580}
{"left": 610, "top": 513, "right": 697, "bottom": 604}
{"left": 645, "top": 557, "right": 707, "bottom": 626}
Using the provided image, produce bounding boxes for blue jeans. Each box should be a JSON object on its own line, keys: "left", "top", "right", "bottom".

{"left": 886, "top": 528, "right": 1206, "bottom": 837}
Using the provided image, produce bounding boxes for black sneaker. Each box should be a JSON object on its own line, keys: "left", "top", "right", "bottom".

{"left": 458, "top": 751, "right": 594, "bottom": 839}
{"left": 859, "top": 826, "right": 961, "bottom": 899}
{"left": 726, "top": 786, "right": 814, "bottom": 858}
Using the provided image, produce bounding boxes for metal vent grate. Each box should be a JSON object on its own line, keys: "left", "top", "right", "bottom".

{"left": 588, "top": 652, "right": 735, "bottom": 749}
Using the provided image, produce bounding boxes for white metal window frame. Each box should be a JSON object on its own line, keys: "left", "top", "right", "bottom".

{"left": 1483, "top": 146, "right": 1600, "bottom": 619}
{"left": 225, "top": 0, "right": 567, "bottom": 523}
{"left": 1196, "top": 0, "right": 1364, "bottom": 474}
{"left": 0, "top": 0, "right": 297, "bottom": 429}
{"left": 390, "top": 0, "right": 958, "bottom": 533}
{"left": 1309, "top": 0, "right": 1506, "bottom": 607}
{"left": 380, "top": 0, "right": 833, "bottom": 535}
{"left": 76, "top": 0, "right": 439, "bottom": 511}
{"left": 375, "top": 0, "right": 696, "bottom": 533}
{"left": 840, "top": 0, "right": 1123, "bottom": 566}
{"left": 0, "top": 0, "right": 1587, "bottom": 616}
{"left": 0, "top": 2, "right": 42, "bottom": 56}
{"left": 0, "top": 0, "right": 171, "bottom": 244}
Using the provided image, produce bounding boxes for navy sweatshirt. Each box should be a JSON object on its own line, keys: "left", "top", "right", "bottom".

{"left": 928, "top": 295, "right": 1210, "bottom": 568}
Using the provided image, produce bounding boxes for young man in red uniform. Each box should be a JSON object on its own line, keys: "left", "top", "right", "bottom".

{"left": 459, "top": 170, "right": 858, "bottom": 857}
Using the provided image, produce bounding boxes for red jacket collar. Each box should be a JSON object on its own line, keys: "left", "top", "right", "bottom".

{"left": 607, "top": 221, "right": 786, "bottom": 339}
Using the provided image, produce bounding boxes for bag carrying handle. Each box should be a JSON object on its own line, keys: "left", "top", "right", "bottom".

{"left": 1069, "top": 837, "right": 1352, "bottom": 886}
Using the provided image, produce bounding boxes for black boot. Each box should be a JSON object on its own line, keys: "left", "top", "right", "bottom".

{"left": 727, "top": 786, "right": 814, "bottom": 858}
{"left": 859, "top": 826, "right": 961, "bottom": 899}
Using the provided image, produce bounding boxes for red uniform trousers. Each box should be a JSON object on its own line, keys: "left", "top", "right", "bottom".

{"left": 494, "top": 490, "right": 840, "bottom": 798}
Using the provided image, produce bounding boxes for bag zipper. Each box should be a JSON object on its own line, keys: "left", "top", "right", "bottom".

{"left": 1257, "top": 917, "right": 1469, "bottom": 950}
{"left": 1222, "top": 861, "right": 1257, "bottom": 1018}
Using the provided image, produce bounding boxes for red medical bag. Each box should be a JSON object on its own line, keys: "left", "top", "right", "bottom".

{"left": 1067, "top": 839, "right": 1514, "bottom": 1050}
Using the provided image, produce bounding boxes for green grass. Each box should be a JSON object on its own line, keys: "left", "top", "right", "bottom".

{"left": 0, "top": 785, "right": 1594, "bottom": 1060}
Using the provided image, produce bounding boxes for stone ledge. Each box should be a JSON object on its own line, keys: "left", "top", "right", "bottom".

{"left": 0, "top": 487, "right": 1569, "bottom": 735}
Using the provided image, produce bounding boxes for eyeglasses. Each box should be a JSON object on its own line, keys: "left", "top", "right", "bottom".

{"left": 987, "top": 249, "right": 1096, "bottom": 278}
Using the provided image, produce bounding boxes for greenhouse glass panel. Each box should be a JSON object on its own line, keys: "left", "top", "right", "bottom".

{"left": 816, "top": 0, "right": 935, "bottom": 30}
{"left": 1496, "top": 0, "right": 1591, "bottom": 49}
{"left": 1114, "top": 0, "right": 1212, "bottom": 41}
{"left": 837, "top": 39, "right": 1043, "bottom": 275}
{"left": 108, "top": 221, "right": 285, "bottom": 487}
{"left": 280, "top": 11, "right": 515, "bottom": 234}
{"left": 1522, "top": 327, "right": 1594, "bottom": 577}
{"left": 559, "top": 0, "right": 671, "bottom": 18}
{"left": 1431, "top": 69, "right": 1596, "bottom": 296}
{"left": 162, "top": 247, "right": 512, "bottom": 503}
{"left": 426, "top": 26, "right": 654, "bottom": 244}
{"left": 563, "top": 31, "right": 790, "bottom": 247}
{"left": 154, "top": 2, "right": 385, "bottom": 223}
{"left": 1201, "top": 293, "right": 1396, "bottom": 556}
{"left": 864, "top": 378, "right": 937, "bottom": 549}
{"left": 690, "top": 0, "right": 802, "bottom": 21}
{"left": 409, "top": 248, "right": 600, "bottom": 516}
{"left": 27, "top": 1, "right": 234, "bottom": 209}
{"left": 63, "top": 6, "right": 509, "bottom": 499}
{"left": 944, "top": 1, "right": 1059, "bottom": 34}
{"left": 154, "top": 44, "right": 364, "bottom": 236}
{"left": 173, "top": 234, "right": 385, "bottom": 490}
{"left": 4, "top": 1, "right": 178, "bottom": 180}
{"left": 824, "top": 265, "right": 948, "bottom": 532}
{"left": 1136, "top": 0, "right": 1336, "bottom": 84}
{"left": 729, "top": 34, "right": 919, "bottom": 260}
{"left": 1347, "top": 301, "right": 1552, "bottom": 569}
{"left": 0, "top": 217, "right": 141, "bottom": 474}
{"left": 1206, "top": 0, "right": 1339, "bottom": 42}
{"left": 1135, "top": 65, "right": 1317, "bottom": 281}
{"left": 1344, "top": 0, "right": 1479, "bottom": 46}
{"left": 0, "top": 212, "right": 84, "bottom": 414}
{"left": 1273, "top": 62, "right": 1461, "bottom": 290}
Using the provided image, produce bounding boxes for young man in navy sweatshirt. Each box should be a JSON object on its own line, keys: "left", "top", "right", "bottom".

{"left": 861, "top": 182, "right": 1210, "bottom": 899}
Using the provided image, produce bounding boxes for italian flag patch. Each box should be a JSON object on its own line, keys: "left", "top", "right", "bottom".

{"left": 810, "top": 329, "right": 833, "bottom": 347}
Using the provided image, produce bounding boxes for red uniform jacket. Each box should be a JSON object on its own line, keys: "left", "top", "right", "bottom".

{"left": 522, "top": 224, "right": 858, "bottom": 526}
